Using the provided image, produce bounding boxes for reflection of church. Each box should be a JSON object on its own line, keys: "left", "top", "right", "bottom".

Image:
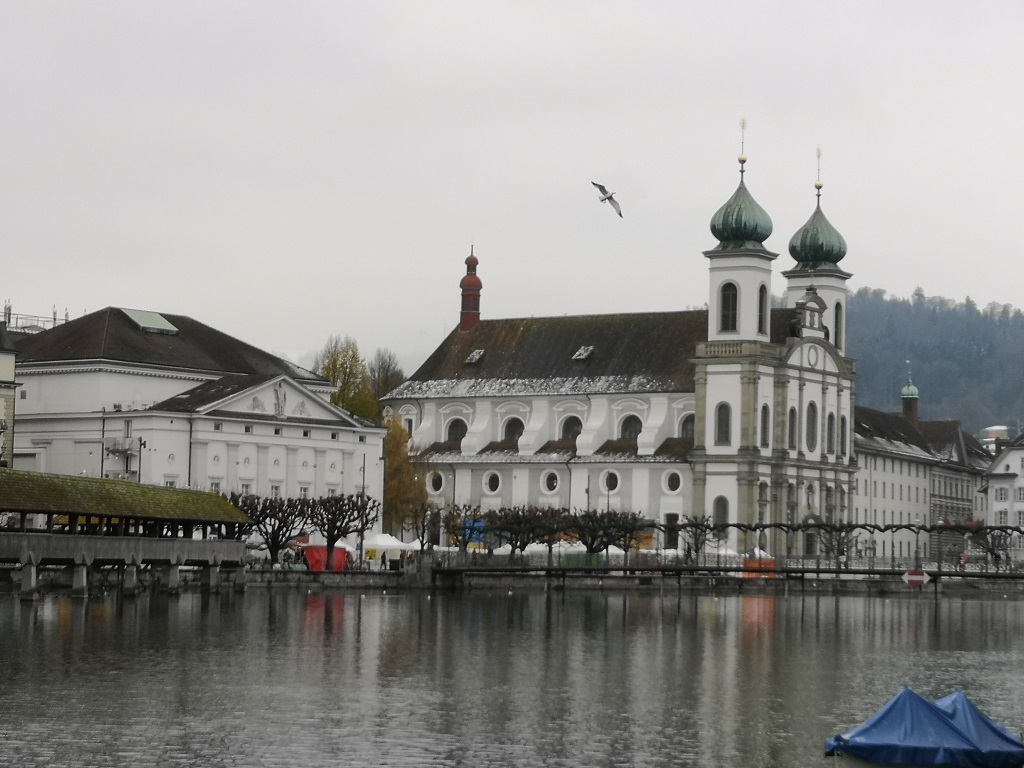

{"left": 383, "top": 152, "right": 858, "bottom": 556}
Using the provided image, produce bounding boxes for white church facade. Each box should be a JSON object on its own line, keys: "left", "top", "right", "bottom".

{"left": 384, "top": 155, "right": 859, "bottom": 557}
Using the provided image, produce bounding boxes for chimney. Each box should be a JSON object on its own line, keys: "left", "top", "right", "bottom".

{"left": 459, "top": 247, "right": 482, "bottom": 332}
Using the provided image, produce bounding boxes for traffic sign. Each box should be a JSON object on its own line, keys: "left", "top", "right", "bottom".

{"left": 902, "top": 570, "right": 931, "bottom": 586}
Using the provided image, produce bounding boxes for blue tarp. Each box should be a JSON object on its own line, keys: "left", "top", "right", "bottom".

{"left": 825, "top": 687, "right": 1024, "bottom": 767}
{"left": 934, "top": 691, "right": 1024, "bottom": 768}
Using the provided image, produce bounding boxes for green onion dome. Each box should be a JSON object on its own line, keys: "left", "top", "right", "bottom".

{"left": 901, "top": 381, "right": 919, "bottom": 399}
{"left": 788, "top": 181, "right": 847, "bottom": 267}
{"left": 709, "top": 155, "right": 773, "bottom": 250}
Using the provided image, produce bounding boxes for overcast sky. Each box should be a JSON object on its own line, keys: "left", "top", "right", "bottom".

{"left": 3, "top": 2, "right": 1021, "bottom": 374}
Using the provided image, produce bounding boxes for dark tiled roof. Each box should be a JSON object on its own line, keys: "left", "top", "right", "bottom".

{"left": 654, "top": 437, "right": 694, "bottom": 460}
{"left": 15, "top": 307, "right": 323, "bottom": 382}
{"left": 853, "top": 406, "right": 932, "bottom": 453}
{"left": 0, "top": 469, "right": 251, "bottom": 523}
{"left": 389, "top": 308, "right": 799, "bottom": 399}
{"left": 151, "top": 374, "right": 276, "bottom": 413}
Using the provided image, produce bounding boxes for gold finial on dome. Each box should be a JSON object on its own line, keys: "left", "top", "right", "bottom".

{"left": 815, "top": 147, "right": 823, "bottom": 197}
{"left": 738, "top": 118, "right": 748, "bottom": 170}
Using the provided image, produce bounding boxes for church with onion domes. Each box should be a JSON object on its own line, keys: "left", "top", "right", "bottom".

{"left": 382, "top": 149, "right": 864, "bottom": 558}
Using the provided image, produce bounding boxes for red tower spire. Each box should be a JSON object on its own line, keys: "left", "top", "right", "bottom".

{"left": 459, "top": 246, "right": 482, "bottom": 332}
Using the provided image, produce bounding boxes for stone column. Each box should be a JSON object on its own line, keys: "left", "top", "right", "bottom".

{"left": 122, "top": 564, "right": 138, "bottom": 595}
{"left": 163, "top": 564, "right": 181, "bottom": 593}
{"left": 19, "top": 563, "right": 38, "bottom": 601}
{"left": 71, "top": 564, "right": 88, "bottom": 597}
{"left": 201, "top": 564, "right": 221, "bottom": 592}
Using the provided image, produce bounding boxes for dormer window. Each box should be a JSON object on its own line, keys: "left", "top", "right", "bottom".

{"left": 465, "top": 349, "right": 485, "bottom": 365}
{"left": 572, "top": 345, "right": 594, "bottom": 361}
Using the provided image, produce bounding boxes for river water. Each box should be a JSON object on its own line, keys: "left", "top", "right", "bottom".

{"left": 1, "top": 587, "right": 1023, "bottom": 767}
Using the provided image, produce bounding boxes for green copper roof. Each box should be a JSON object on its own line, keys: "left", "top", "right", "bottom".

{"left": 901, "top": 381, "right": 919, "bottom": 399}
{"left": 788, "top": 184, "right": 847, "bottom": 267}
{"left": 709, "top": 159, "right": 773, "bottom": 250}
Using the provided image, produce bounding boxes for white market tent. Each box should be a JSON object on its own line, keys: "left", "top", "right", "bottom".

{"left": 363, "top": 532, "right": 418, "bottom": 550}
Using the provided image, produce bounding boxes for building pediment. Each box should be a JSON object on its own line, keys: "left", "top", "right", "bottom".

{"left": 153, "top": 374, "right": 360, "bottom": 426}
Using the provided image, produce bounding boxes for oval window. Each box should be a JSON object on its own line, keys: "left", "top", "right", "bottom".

{"left": 666, "top": 472, "right": 681, "bottom": 493}
{"left": 605, "top": 471, "right": 619, "bottom": 492}
{"left": 544, "top": 472, "right": 558, "bottom": 493}
{"left": 429, "top": 472, "right": 444, "bottom": 493}
{"left": 485, "top": 472, "right": 500, "bottom": 493}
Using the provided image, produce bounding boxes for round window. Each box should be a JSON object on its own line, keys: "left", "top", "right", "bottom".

{"left": 485, "top": 472, "right": 500, "bottom": 493}
{"left": 544, "top": 472, "right": 559, "bottom": 493}
{"left": 604, "top": 471, "right": 619, "bottom": 492}
{"left": 429, "top": 472, "right": 444, "bottom": 493}
{"left": 666, "top": 472, "right": 681, "bottom": 493}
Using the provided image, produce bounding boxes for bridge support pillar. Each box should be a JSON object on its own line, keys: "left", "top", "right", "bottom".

{"left": 201, "top": 564, "right": 221, "bottom": 592}
{"left": 71, "top": 564, "right": 88, "bottom": 597}
{"left": 162, "top": 564, "right": 181, "bottom": 594}
{"left": 19, "top": 563, "right": 38, "bottom": 600}
{"left": 122, "top": 564, "right": 139, "bottom": 596}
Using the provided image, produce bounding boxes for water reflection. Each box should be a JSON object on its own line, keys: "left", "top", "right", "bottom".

{"left": 2, "top": 590, "right": 1024, "bottom": 767}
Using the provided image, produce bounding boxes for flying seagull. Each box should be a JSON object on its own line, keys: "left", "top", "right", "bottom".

{"left": 592, "top": 182, "right": 622, "bottom": 217}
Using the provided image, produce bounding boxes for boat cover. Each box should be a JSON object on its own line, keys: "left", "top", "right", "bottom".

{"left": 934, "top": 691, "right": 1024, "bottom": 768}
{"left": 825, "top": 687, "right": 1024, "bottom": 767}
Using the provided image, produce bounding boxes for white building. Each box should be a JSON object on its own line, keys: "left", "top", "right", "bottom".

{"left": 12, "top": 307, "right": 384, "bottom": 505}
{"left": 851, "top": 381, "right": 989, "bottom": 566}
{"left": 384, "top": 156, "right": 859, "bottom": 557}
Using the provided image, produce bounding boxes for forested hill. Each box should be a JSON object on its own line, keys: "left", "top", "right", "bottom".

{"left": 847, "top": 287, "right": 1024, "bottom": 436}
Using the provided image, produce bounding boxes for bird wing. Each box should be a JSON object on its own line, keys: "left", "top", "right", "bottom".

{"left": 608, "top": 196, "right": 622, "bottom": 217}
{"left": 592, "top": 181, "right": 609, "bottom": 196}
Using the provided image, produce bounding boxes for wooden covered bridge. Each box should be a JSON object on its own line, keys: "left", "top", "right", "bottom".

{"left": 0, "top": 468, "right": 251, "bottom": 595}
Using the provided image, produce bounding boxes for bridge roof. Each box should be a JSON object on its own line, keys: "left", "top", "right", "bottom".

{"left": 0, "top": 469, "right": 251, "bottom": 524}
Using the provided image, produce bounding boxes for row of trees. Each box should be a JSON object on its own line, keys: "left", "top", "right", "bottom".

{"left": 230, "top": 491, "right": 381, "bottom": 570}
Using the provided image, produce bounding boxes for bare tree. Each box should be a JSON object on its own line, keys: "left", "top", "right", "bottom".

{"left": 441, "top": 504, "right": 485, "bottom": 553}
{"left": 407, "top": 502, "right": 440, "bottom": 551}
{"left": 368, "top": 348, "right": 406, "bottom": 401}
{"left": 605, "top": 510, "right": 653, "bottom": 570}
{"left": 230, "top": 494, "right": 309, "bottom": 565}
{"left": 568, "top": 509, "right": 619, "bottom": 555}
{"left": 307, "top": 494, "right": 365, "bottom": 571}
{"left": 680, "top": 514, "right": 715, "bottom": 564}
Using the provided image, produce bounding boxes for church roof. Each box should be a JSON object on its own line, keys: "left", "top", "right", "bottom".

{"left": 389, "top": 308, "right": 799, "bottom": 400}
{"left": 14, "top": 307, "right": 322, "bottom": 382}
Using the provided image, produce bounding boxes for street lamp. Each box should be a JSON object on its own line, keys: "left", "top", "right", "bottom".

{"left": 138, "top": 437, "right": 147, "bottom": 484}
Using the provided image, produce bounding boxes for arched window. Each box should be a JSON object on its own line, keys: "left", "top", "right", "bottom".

{"left": 835, "top": 302, "right": 844, "bottom": 351}
{"left": 758, "top": 284, "right": 768, "bottom": 335}
{"left": 620, "top": 414, "right": 643, "bottom": 441}
{"left": 839, "top": 416, "right": 848, "bottom": 456}
{"left": 680, "top": 413, "right": 695, "bottom": 440}
{"left": 788, "top": 408, "right": 797, "bottom": 450}
{"left": 561, "top": 416, "right": 583, "bottom": 442}
{"left": 713, "top": 496, "right": 729, "bottom": 537}
{"left": 826, "top": 413, "right": 836, "bottom": 454}
{"left": 504, "top": 417, "right": 525, "bottom": 445}
{"left": 715, "top": 403, "right": 731, "bottom": 445}
{"left": 760, "top": 404, "right": 770, "bottom": 448}
{"left": 720, "top": 282, "right": 738, "bottom": 332}
{"left": 806, "top": 402, "right": 818, "bottom": 452}
{"left": 447, "top": 418, "right": 468, "bottom": 448}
